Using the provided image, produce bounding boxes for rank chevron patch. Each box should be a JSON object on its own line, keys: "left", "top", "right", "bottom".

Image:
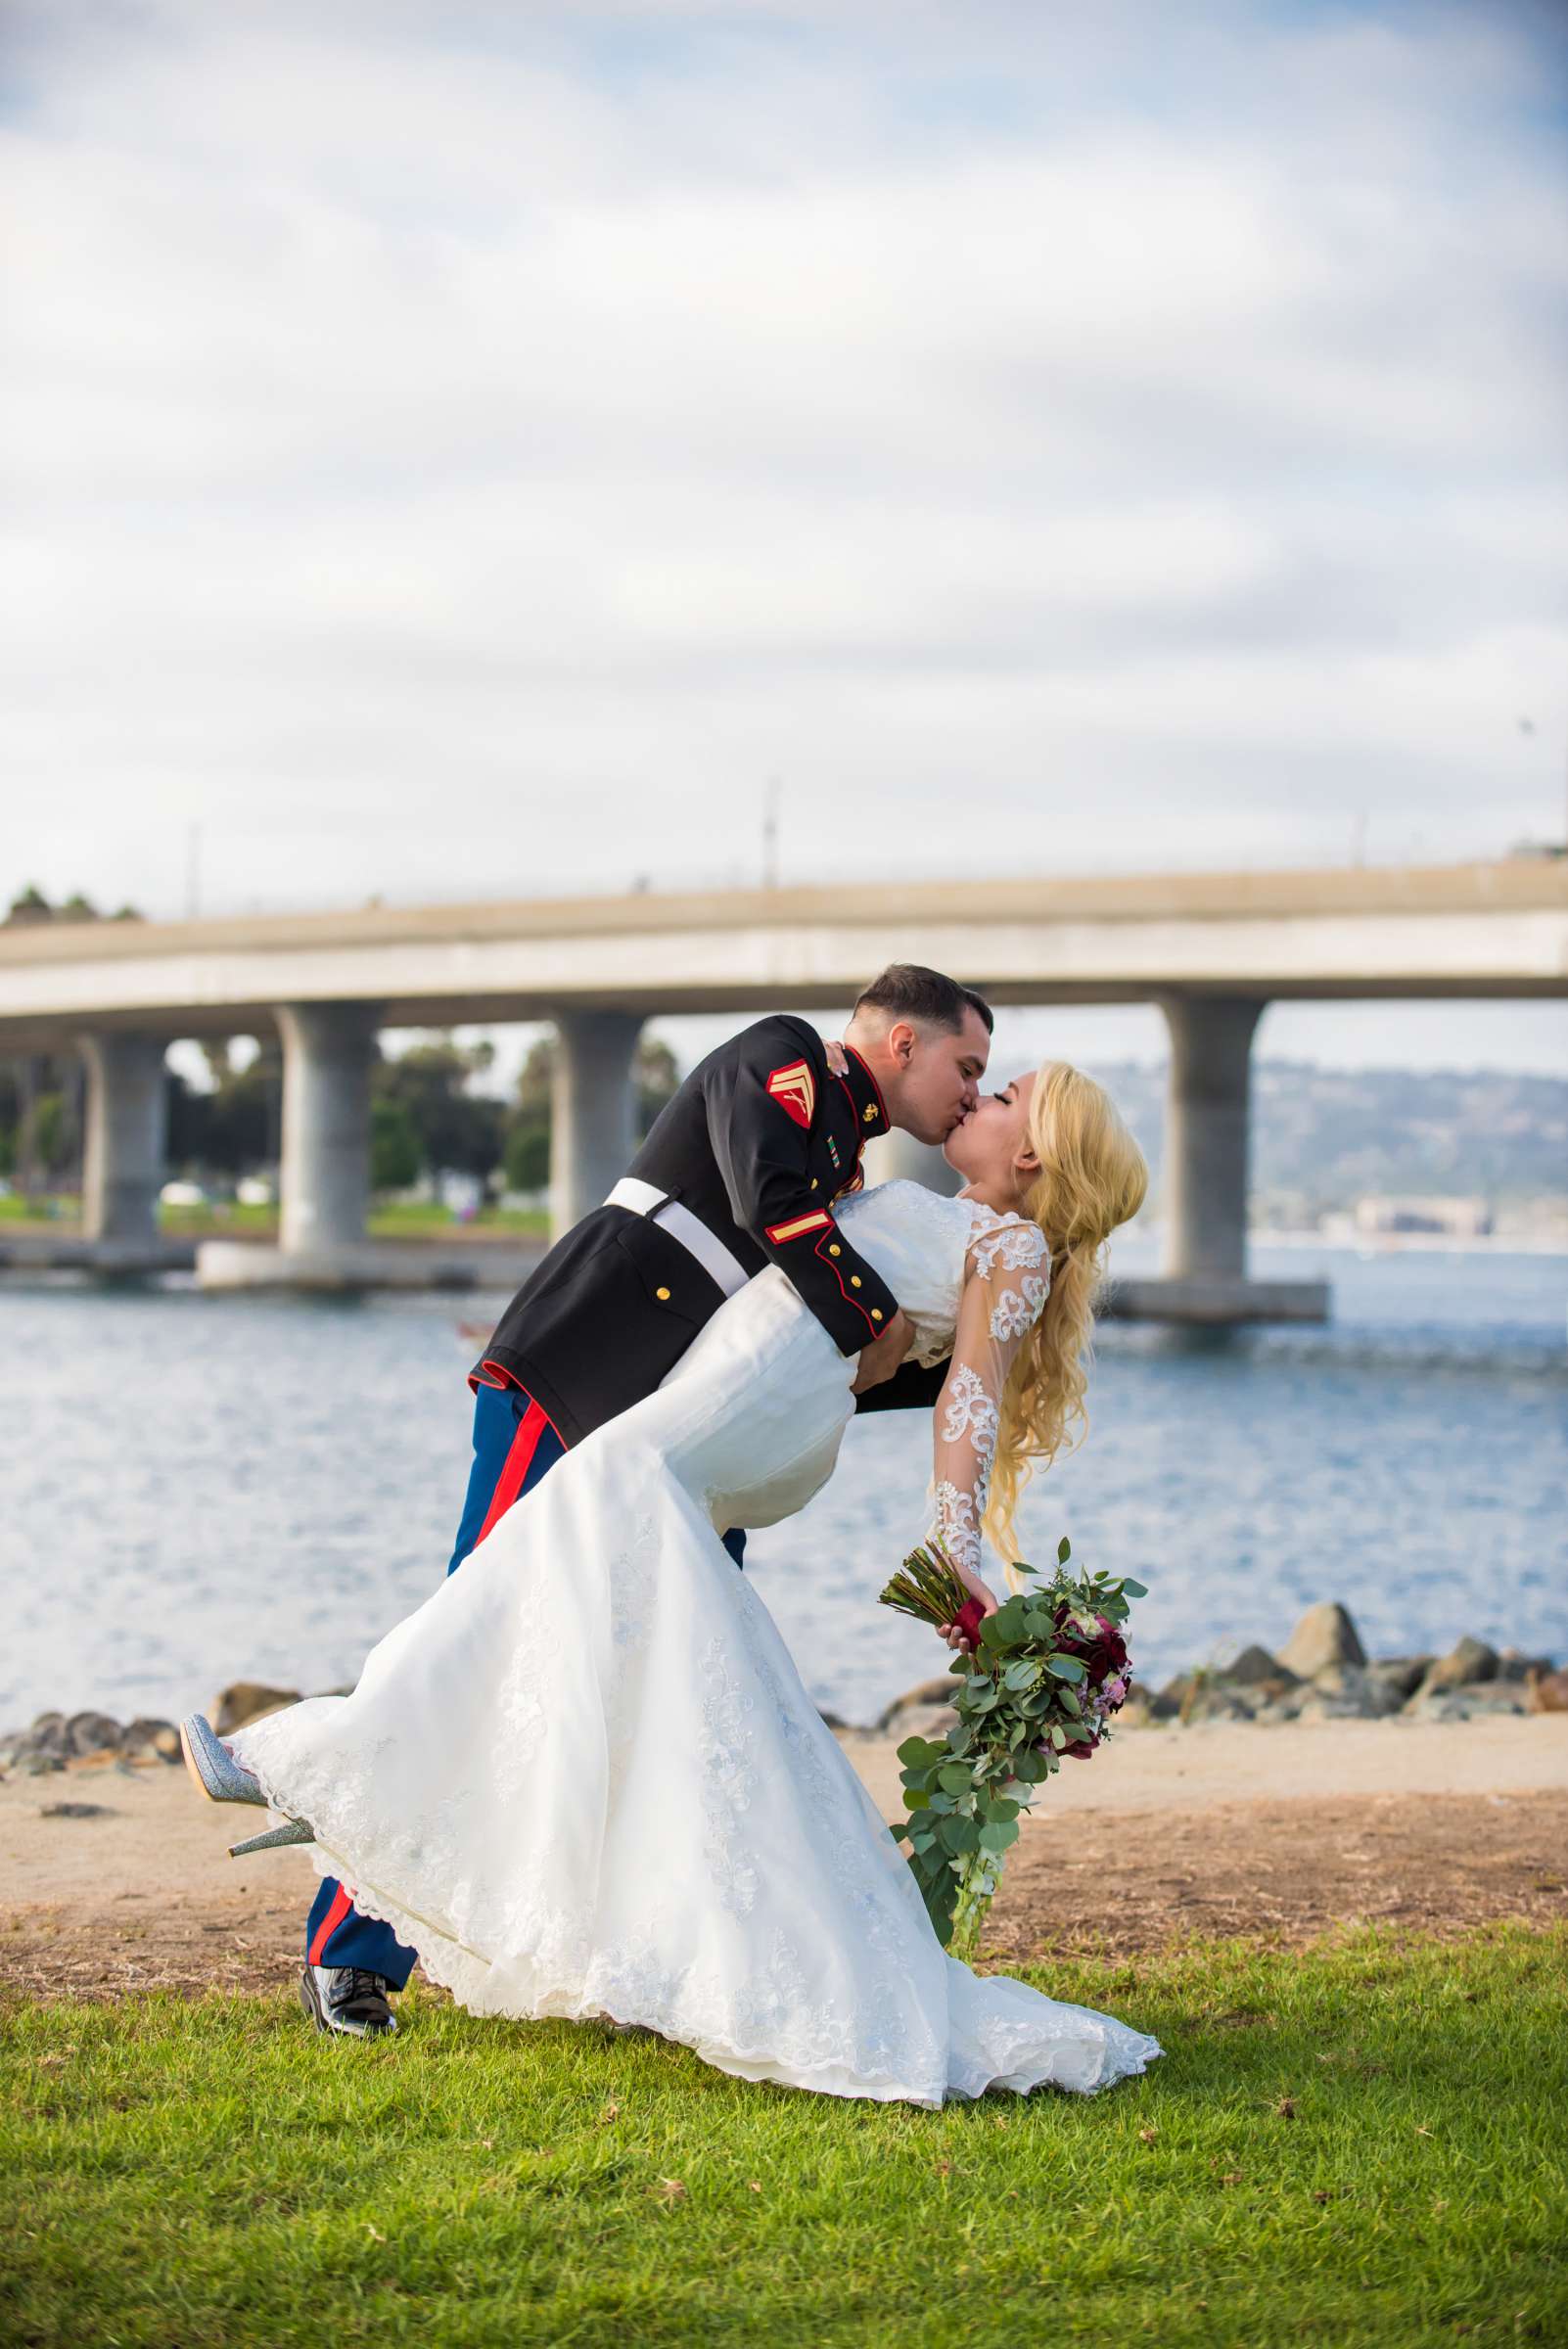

{"left": 765, "top": 1058, "right": 815, "bottom": 1130}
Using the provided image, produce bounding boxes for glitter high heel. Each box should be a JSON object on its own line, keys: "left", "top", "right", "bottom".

{"left": 179, "top": 1713, "right": 266, "bottom": 1806}
{"left": 180, "top": 1713, "right": 315, "bottom": 1857}
{"left": 228, "top": 1819, "right": 316, "bottom": 1859}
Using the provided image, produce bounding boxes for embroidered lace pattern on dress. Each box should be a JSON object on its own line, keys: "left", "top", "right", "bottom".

{"left": 941, "top": 1363, "right": 998, "bottom": 1463}
{"left": 924, "top": 1209, "right": 1050, "bottom": 1582}
{"left": 933, "top": 1477, "right": 983, "bottom": 1574}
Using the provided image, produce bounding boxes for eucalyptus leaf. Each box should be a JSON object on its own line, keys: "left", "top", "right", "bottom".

{"left": 979, "top": 1819, "right": 1020, "bottom": 1851}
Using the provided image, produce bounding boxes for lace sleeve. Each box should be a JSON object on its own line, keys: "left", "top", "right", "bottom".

{"left": 929, "top": 1216, "right": 1050, "bottom": 1578}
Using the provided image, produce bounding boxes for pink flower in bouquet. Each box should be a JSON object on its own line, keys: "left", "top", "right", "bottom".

{"left": 1051, "top": 1603, "right": 1129, "bottom": 1689}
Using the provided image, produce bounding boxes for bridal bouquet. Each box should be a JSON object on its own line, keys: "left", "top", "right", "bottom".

{"left": 880, "top": 1539, "right": 1144, "bottom": 1961}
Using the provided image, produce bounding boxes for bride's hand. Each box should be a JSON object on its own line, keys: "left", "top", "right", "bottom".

{"left": 824, "top": 1039, "right": 850, "bottom": 1078}
{"left": 936, "top": 1572, "right": 999, "bottom": 1657}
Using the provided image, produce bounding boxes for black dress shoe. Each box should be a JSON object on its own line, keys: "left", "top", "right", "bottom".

{"left": 299, "top": 1964, "right": 399, "bottom": 2039}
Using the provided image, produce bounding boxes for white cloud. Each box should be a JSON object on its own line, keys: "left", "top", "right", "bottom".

{"left": 1, "top": 0, "right": 1564, "bottom": 1072}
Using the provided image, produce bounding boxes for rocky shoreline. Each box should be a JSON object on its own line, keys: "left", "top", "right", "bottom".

{"left": 869, "top": 1601, "right": 1568, "bottom": 1747}
{"left": 0, "top": 1681, "right": 313, "bottom": 1779}
{"left": 4, "top": 1608, "right": 1566, "bottom": 1780}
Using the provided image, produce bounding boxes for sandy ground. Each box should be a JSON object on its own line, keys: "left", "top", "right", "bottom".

{"left": 3, "top": 1715, "right": 1565, "bottom": 2002}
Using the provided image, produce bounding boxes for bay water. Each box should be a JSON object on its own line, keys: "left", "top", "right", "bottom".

{"left": 2, "top": 1240, "right": 1562, "bottom": 1730}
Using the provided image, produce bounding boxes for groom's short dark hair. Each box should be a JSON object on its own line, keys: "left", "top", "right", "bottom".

{"left": 853, "top": 964, "right": 993, "bottom": 1035}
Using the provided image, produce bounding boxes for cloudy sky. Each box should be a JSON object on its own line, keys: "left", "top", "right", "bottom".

{"left": 4, "top": 0, "right": 1566, "bottom": 1073}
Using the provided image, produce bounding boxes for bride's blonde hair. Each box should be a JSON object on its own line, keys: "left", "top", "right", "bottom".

{"left": 983, "top": 1060, "right": 1148, "bottom": 1563}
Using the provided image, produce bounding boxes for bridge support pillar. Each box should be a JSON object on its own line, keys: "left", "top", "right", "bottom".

{"left": 1159, "top": 994, "right": 1263, "bottom": 1280}
{"left": 551, "top": 1010, "right": 642, "bottom": 1236}
{"left": 79, "top": 1032, "right": 169, "bottom": 1248}
{"left": 277, "top": 1001, "right": 382, "bottom": 1256}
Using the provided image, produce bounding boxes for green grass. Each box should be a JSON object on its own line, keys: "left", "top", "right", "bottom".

{"left": 0, "top": 1194, "right": 549, "bottom": 1241}
{"left": 3, "top": 1927, "right": 1564, "bottom": 2347}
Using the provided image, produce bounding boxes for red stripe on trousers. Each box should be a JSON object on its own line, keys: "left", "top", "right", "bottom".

{"left": 307, "top": 1882, "right": 353, "bottom": 1966}
{"left": 474, "top": 1398, "right": 551, "bottom": 1548}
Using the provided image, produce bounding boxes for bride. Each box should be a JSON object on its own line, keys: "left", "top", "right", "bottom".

{"left": 198, "top": 1058, "right": 1161, "bottom": 2108}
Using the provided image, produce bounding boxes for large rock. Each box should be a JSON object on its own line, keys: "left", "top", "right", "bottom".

{"left": 1186, "top": 1686, "right": 1260, "bottom": 1726}
{"left": 1251, "top": 1689, "right": 1308, "bottom": 1725}
{"left": 1301, "top": 1664, "right": 1404, "bottom": 1719}
{"left": 1407, "top": 1683, "right": 1531, "bottom": 1724}
{"left": 1278, "top": 1603, "right": 1366, "bottom": 1679}
{"left": 120, "top": 1718, "right": 180, "bottom": 1762}
{"left": 211, "top": 1681, "right": 301, "bottom": 1734}
{"left": 1148, "top": 1674, "right": 1257, "bottom": 1725}
{"left": 1367, "top": 1654, "right": 1433, "bottom": 1700}
{"left": 66, "top": 1709, "right": 124, "bottom": 1757}
{"left": 1147, "top": 1674, "right": 1193, "bottom": 1722}
{"left": 875, "top": 1676, "right": 959, "bottom": 1731}
{"left": 882, "top": 1700, "right": 960, "bottom": 1746}
{"left": 0, "top": 1713, "right": 71, "bottom": 1768}
{"left": 1220, "top": 1643, "right": 1300, "bottom": 1689}
{"left": 1497, "top": 1647, "right": 1557, "bottom": 1684}
{"left": 1528, "top": 1668, "right": 1568, "bottom": 1713}
{"left": 1415, "top": 1636, "right": 1499, "bottom": 1699}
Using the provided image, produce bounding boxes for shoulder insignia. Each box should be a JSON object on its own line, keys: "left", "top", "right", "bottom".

{"left": 765, "top": 1209, "right": 832, "bottom": 1245}
{"left": 766, "top": 1059, "right": 816, "bottom": 1130}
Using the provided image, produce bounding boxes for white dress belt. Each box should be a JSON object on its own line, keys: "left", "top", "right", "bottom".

{"left": 603, "top": 1176, "right": 751, "bottom": 1300}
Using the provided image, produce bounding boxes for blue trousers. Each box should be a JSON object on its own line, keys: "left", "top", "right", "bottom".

{"left": 303, "top": 1380, "right": 746, "bottom": 1983}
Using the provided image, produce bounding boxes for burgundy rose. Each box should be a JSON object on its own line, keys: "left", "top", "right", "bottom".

{"left": 1060, "top": 1733, "right": 1100, "bottom": 1761}
{"left": 1051, "top": 1603, "right": 1129, "bottom": 1690}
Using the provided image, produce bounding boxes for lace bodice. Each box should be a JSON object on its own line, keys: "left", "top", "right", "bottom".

{"left": 837, "top": 1182, "right": 1051, "bottom": 1579}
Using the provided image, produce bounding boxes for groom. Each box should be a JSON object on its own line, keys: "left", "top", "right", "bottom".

{"left": 300, "top": 963, "right": 992, "bottom": 2038}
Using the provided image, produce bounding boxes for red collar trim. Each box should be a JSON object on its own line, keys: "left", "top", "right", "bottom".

{"left": 841, "top": 1044, "right": 889, "bottom": 1133}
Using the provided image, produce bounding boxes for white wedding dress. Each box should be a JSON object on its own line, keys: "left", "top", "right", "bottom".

{"left": 238, "top": 1179, "right": 1162, "bottom": 2107}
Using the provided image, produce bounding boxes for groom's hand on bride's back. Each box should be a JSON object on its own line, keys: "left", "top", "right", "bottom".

{"left": 850, "top": 1307, "right": 914, "bottom": 1395}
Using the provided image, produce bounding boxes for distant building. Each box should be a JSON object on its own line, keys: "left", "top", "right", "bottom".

{"left": 1353, "top": 1194, "right": 1494, "bottom": 1238}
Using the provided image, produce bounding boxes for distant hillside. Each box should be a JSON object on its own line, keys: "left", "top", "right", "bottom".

{"left": 1082, "top": 1061, "right": 1568, "bottom": 1223}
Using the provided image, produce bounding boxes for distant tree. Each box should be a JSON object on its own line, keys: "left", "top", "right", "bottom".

{"left": 3, "top": 884, "right": 141, "bottom": 927}
{"left": 165, "top": 1038, "right": 281, "bottom": 1176}
{"left": 372, "top": 1036, "right": 504, "bottom": 1179}
{"left": 1, "top": 1050, "right": 84, "bottom": 1192}
{"left": 636, "top": 1036, "right": 680, "bottom": 1133}
{"left": 503, "top": 1118, "right": 550, "bottom": 1194}
{"left": 30, "top": 1090, "right": 78, "bottom": 1179}
{"left": 502, "top": 1031, "right": 679, "bottom": 1192}
{"left": 370, "top": 1097, "right": 422, "bottom": 1193}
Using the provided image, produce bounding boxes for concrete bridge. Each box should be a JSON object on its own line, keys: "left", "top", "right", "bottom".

{"left": 2, "top": 857, "right": 1562, "bottom": 1317}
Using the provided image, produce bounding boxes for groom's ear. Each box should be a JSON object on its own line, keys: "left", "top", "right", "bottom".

{"left": 887, "top": 1020, "right": 918, "bottom": 1068}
